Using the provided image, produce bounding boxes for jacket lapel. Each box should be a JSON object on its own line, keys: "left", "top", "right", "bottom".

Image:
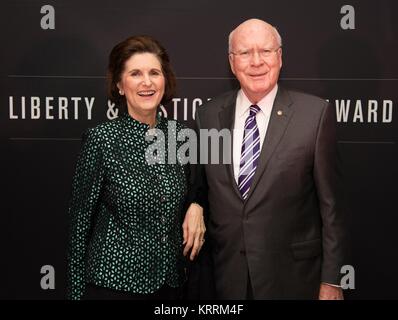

{"left": 244, "top": 86, "right": 294, "bottom": 203}
{"left": 217, "top": 90, "right": 242, "bottom": 199}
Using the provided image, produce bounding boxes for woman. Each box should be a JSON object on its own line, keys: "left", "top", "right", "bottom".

{"left": 67, "top": 35, "right": 205, "bottom": 300}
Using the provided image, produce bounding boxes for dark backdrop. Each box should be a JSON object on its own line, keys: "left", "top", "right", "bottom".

{"left": 1, "top": 0, "right": 397, "bottom": 299}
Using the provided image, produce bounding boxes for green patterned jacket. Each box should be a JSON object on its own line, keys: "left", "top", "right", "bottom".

{"left": 67, "top": 113, "right": 190, "bottom": 300}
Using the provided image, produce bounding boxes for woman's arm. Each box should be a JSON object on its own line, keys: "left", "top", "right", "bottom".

{"left": 67, "top": 128, "right": 104, "bottom": 300}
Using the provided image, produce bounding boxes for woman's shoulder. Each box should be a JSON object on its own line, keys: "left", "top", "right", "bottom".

{"left": 163, "top": 117, "right": 189, "bottom": 131}
{"left": 81, "top": 116, "right": 123, "bottom": 142}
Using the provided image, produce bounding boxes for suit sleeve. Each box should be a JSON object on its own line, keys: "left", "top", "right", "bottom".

{"left": 183, "top": 109, "right": 216, "bottom": 300}
{"left": 184, "top": 109, "right": 208, "bottom": 212}
{"left": 313, "top": 103, "right": 349, "bottom": 285}
{"left": 66, "top": 128, "right": 104, "bottom": 300}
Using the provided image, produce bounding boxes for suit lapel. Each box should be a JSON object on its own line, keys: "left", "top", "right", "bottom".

{"left": 217, "top": 90, "right": 242, "bottom": 199}
{"left": 244, "top": 86, "right": 294, "bottom": 203}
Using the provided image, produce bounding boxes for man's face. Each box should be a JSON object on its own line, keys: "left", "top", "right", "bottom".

{"left": 229, "top": 24, "right": 282, "bottom": 103}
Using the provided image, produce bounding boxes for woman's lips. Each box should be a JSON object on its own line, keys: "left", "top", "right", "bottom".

{"left": 137, "top": 90, "right": 156, "bottom": 97}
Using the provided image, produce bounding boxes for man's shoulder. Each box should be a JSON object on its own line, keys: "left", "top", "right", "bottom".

{"left": 282, "top": 87, "right": 329, "bottom": 109}
{"left": 197, "top": 90, "right": 237, "bottom": 114}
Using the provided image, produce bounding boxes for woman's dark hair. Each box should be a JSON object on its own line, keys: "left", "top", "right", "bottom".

{"left": 107, "top": 35, "right": 176, "bottom": 106}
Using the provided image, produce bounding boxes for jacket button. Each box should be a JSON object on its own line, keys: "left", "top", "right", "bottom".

{"left": 161, "top": 235, "right": 168, "bottom": 243}
{"left": 160, "top": 195, "right": 167, "bottom": 203}
{"left": 160, "top": 216, "right": 166, "bottom": 224}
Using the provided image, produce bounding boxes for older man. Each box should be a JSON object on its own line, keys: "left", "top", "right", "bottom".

{"left": 195, "top": 18, "right": 348, "bottom": 299}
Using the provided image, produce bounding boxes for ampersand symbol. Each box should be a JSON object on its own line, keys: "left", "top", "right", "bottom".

{"left": 107, "top": 100, "right": 119, "bottom": 120}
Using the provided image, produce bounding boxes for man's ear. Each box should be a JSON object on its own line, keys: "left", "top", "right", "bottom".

{"left": 278, "top": 48, "right": 283, "bottom": 69}
{"left": 229, "top": 54, "right": 236, "bottom": 75}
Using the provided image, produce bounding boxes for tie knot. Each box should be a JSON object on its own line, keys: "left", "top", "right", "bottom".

{"left": 249, "top": 105, "right": 261, "bottom": 116}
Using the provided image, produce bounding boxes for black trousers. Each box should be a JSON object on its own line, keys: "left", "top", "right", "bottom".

{"left": 83, "top": 283, "right": 182, "bottom": 300}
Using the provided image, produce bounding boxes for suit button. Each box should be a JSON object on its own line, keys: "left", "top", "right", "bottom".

{"left": 160, "top": 216, "right": 166, "bottom": 224}
{"left": 161, "top": 235, "right": 168, "bottom": 243}
{"left": 240, "top": 250, "right": 246, "bottom": 256}
{"left": 160, "top": 195, "right": 167, "bottom": 203}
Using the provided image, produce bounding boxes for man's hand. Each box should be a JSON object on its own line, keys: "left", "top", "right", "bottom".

{"left": 319, "top": 283, "right": 344, "bottom": 300}
{"left": 182, "top": 203, "right": 206, "bottom": 261}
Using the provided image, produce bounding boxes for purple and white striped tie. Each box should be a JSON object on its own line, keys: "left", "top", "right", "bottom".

{"left": 238, "top": 105, "right": 261, "bottom": 200}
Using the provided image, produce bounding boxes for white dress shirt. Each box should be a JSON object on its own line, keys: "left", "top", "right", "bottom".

{"left": 233, "top": 85, "right": 278, "bottom": 184}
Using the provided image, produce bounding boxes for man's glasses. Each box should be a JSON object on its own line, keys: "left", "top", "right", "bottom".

{"left": 229, "top": 47, "right": 281, "bottom": 61}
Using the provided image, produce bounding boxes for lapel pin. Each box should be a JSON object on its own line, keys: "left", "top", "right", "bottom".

{"left": 277, "top": 110, "right": 283, "bottom": 116}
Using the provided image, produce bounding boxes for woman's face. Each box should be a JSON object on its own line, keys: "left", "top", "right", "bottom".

{"left": 117, "top": 52, "right": 165, "bottom": 119}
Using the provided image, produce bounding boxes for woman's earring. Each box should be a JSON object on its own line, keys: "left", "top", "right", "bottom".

{"left": 119, "top": 90, "right": 124, "bottom": 95}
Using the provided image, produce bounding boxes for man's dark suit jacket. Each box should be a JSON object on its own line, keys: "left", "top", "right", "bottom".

{"left": 194, "top": 85, "right": 348, "bottom": 299}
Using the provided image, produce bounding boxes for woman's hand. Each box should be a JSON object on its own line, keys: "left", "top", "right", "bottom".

{"left": 182, "top": 203, "right": 206, "bottom": 261}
